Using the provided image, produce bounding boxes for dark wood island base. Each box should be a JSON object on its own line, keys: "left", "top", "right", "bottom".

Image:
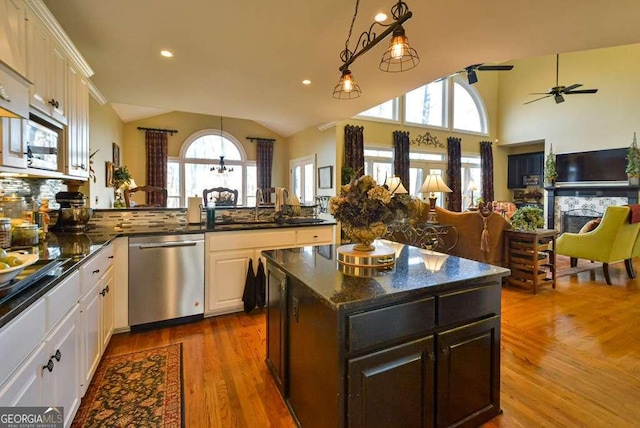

{"left": 263, "top": 244, "right": 510, "bottom": 428}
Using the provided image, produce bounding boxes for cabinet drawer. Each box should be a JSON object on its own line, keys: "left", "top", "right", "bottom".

{"left": 296, "top": 226, "right": 333, "bottom": 245}
{"left": 208, "top": 230, "right": 296, "bottom": 252}
{"left": 437, "top": 282, "right": 501, "bottom": 326}
{"left": 0, "top": 299, "right": 45, "bottom": 386}
{"left": 347, "top": 298, "right": 435, "bottom": 353}
{"left": 80, "top": 245, "right": 113, "bottom": 294}
{"left": 46, "top": 270, "right": 80, "bottom": 331}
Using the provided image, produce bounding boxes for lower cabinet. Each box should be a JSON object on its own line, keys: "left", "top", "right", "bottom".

{"left": 206, "top": 248, "right": 256, "bottom": 314}
{"left": 0, "top": 342, "right": 47, "bottom": 406}
{"left": 266, "top": 264, "right": 287, "bottom": 393}
{"left": 348, "top": 336, "right": 435, "bottom": 428}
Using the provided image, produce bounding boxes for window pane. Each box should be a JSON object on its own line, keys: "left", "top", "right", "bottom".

{"left": 372, "top": 162, "right": 392, "bottom": 185}
{"left": 246, "top": 165, "right": 257, "bottom": 206}
{"left": 304, "top": 164, "right": 314, "bottom": 204}
{"left": 185, "top": 135, "right": 241, "bottom": 160}
{"left": 453, "top": 82, "right": 482, "bottom": 132}
{"left": 185, "top": 163, "right": 243, "bottom": 204}
{"left": 462, "top": 167, "right": 482, "bottom": 210}
{"left": 364, "top": 149, "right": 393, "bottom": 158}
{"left": 167, "top": 161, "right": 181, "bottom": 206}
{"left": 409, "top": 152, "right": 445, "bottom": 161}
{"left": 409, "top": 167, "right": 424, "bottom": 197}
{"left": 292, "top": 165, "right": 302, "bottom": 198}
{"left": 405, "top": 81, "right": 444, "bottom": 127}
{"left": 357, "top": 99, "right": 396, "bottom": 120}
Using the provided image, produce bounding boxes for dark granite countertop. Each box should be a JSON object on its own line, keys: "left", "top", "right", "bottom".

{"left": 262, "top": 242, "right": 510, "bottom": 311}
{"left": 0, "top": 219, "right": 336, "bottom": 328}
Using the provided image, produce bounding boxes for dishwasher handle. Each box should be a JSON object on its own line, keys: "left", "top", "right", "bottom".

{"left": 135, "top": 240, "right": 202, "bottom": 250}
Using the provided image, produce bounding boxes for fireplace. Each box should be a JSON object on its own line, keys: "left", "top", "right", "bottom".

{"left": 561, "top": 209, "right": 603, "bottom": 233}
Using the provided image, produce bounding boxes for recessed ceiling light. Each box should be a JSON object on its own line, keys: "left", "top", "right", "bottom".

{"left": 374, "top": 13, "right": 387, "bottom": 22}
{"left": 302, "top": 79, "right": 311, "bottom": 85}
{"left": 160, "top": 50, "right": 174, "bottom": 58}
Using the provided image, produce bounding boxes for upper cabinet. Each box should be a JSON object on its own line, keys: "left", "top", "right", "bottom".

{"left": 66, "top": 62, "right": 89, "bottom": 177}
{"left": 26, "top": 8, "right": 67, "bottom": 125}
{"left": 507, "top": 152, "right": 544, "bottom": 189}
{"left": 0, "top": 0, "right": 28, "bottom": 77}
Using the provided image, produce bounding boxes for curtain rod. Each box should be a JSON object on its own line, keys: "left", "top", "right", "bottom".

{"left": 137, "top": 126, "right": 178, "bottom": 135}
{"left": 246, "top": 137, "right": 276, "bottom": 143}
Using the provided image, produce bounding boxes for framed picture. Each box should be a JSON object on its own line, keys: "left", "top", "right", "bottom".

{"left": 105, "top": 161, "right": 115, "bottom": 187}
{"left": 112, "top": 142, "right": 121, "bottom": 167}
{"left": 513, "top": 189, "right": 525, "bottom": 201}
{"left": 318, "top": 166, "right": 333, "bottom": 189}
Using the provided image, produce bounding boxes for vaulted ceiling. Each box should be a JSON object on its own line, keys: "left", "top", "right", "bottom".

{"left": 43, "top": 0, "right": 640, "bottom": 136}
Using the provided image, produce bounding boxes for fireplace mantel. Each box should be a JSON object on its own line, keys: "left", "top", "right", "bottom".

{"left": 544, "top": 184, "right": 640, "bottom": 229}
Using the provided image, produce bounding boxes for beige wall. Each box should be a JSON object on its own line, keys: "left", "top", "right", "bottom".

{"left": 82, "top": 98, "right": 124, "bottom": 208}
{"left": 498, "top": 44, "right": 640, "bottom": 155}
{"left": 287, "top": 125, "right": 338, "bottom": 197}
{"left": 121, "top": 111, "right": 288, "bottom": 205}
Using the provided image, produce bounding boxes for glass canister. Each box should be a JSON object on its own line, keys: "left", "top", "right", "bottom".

{"left": 0, "top": 218, "right": 11, "bottom": 248}
{"left": 0, "top": 194, "right": 27, "bottom": 225}
{"left": 11, "top": 223, "right": 39, "bottom": 247}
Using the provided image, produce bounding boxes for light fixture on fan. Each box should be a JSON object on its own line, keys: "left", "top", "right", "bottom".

{"left": 333, "top": 0, "right": 419, "bottom": 99}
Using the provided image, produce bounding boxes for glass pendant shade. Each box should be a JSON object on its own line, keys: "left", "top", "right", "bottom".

{"left": 333, "top": 69, "right": 362, "bottom": 99}
{"left": 379, "top": 26, "right": 420, "bottom": 72}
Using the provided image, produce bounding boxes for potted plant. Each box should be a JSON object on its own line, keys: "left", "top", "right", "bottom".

{"left": 510, "top": 206, "right": 544, "bottom": 231}
{"left": 626, "top": 132, "right": 640, "bottom": 185}
{"left": 544, "top": 144, "right": 558, "bottom": 187}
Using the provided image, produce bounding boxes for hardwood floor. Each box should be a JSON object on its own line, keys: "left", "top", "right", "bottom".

{"left": 104, "top": 258, "right": 640, "bottom": 427}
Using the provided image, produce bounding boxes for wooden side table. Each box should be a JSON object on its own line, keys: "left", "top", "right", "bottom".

{"left": 503, "top": 229, "right": 558, "bottom": 294}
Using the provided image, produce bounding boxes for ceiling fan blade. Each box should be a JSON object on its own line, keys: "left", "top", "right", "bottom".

{"left": 563, "top": 83, "right": 582, "bottom": 92}
{"left": 565, "top": 89, "right": 598, "bottom": 94}
{"left": 554, "top": 93, "right": 565, "bottom": 103}
{"left": 524, "top": 95, "right": 552, "bottom": 105}
{"left": 477, "top": 65, "right": 514, "bottom": 71}
{"left": 530, "top": 92, "right": 552, "bottom": 95}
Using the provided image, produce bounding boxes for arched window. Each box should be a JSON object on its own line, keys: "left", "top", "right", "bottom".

{"left": 167, "top": 130, "right": 256, "bottom": 207}
{"left": 452, "top": 78, "right": 487, "bottom": 134}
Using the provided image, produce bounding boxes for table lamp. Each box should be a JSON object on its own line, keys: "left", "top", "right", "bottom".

{"left": 385, "top": 176, "right": 408, "bottom": 195}
{"left": 419, "top": 174, "right": 452, "bottom": 223}
{"left": 467, "top": 178, "right": 478, "bottom": 210}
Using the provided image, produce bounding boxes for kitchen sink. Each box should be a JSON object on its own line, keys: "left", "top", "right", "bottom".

{"left": 278, "top": 218, "right": 326, "bottom": 224}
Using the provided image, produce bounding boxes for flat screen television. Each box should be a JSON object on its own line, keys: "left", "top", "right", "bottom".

{"left": 556, "top": 148, "right": 628, "bottom": 184}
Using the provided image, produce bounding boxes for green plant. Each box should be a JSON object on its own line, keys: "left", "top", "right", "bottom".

{"left": 510, "top": 206, "right": 544, "bottom": 231}
{"left": 544, "top": 145, "right": 558, "bottom": 184}
{"left": 341, "top": 166, "right": 355, "bottom": 185}
{"left": 626, "top": 132, "right": 640, "bottom": 178}
{"left": 113, "top": 165, "right": 132, "bottom": 189}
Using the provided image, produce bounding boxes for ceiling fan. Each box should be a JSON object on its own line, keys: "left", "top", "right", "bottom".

{"left": 436, "top": 63, "right": 514, "bottom": 85}
{"left": 525, "top": 54, "right": 598, "bottom": 104}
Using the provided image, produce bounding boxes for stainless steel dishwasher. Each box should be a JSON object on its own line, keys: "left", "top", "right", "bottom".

{"left": 129, "top": 234, "right": 205, "bottom": 328}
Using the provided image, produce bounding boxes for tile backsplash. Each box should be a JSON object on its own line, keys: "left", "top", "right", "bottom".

{"left": 0, "top": 177, "right": 65, "bottom": 210}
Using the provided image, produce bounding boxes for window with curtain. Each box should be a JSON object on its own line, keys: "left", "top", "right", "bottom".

{"left": 364, "top": 148, "right": 393, "bottom": 185}
{"left": 290, "top": 155, "right": 315, "bottom": 204}
{"left": 167, "top": 130, "right": 255, "bottom": 207}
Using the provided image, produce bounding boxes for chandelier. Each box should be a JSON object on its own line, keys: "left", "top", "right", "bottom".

{"left": 333, "top": 0, "right": 419, "bottom": 99}
{"left": 212, "top": 156, "right": 233, "bottom": 174}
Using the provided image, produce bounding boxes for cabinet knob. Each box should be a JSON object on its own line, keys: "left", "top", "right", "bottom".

{"left": 53, "top": 349, "right": 62, "bottom": 362}
{"left": 441, "top": 347, "right": 450, "bottom": 357}
{"left": 108, "top": 256, "right": 114, "bottom": 259}
{"left": 100, "top": 288, "right": 106, "bottom": 297}
{"left": 0, "top": 85, "right": 10, "bottom": 102}
{"left": 105, "top": 285, "right": 110, "bottom": 294}
{"left": 428, "top": 352, "right": 436, "bottom": 362}
{"left": 92, "top": 269, "right": 100, "bottom": 274}
{"left": 42, "top": 359, "right": 54, "bottom": 373}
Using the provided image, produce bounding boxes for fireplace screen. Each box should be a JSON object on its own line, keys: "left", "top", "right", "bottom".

{"left": 562, "top": 209, "right": 603, "bottom": 233}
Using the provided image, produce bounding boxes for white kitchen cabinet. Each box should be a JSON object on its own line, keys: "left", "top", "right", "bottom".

{"left": 0, "top": 116, "right": 27, "bottom": 168}
{"left": 205, "top": 226, "right": 334, "bottom": 316}
{"left": 79, "top": 280, "right": 101, "bottom": 396}
{"left": 26, "top": 7, "right": 67, "bottom": 125}
{"left": 42, "top": 304, "right": 80, "bottom": 428}
{"left": 0, "top": 342, "right": 46, "bottom": 406}
{"left": 100, "top": 266, "right": 114, "bottom": 351}
{"left": 0, "top": 0, "right": 27, "bottom": 76}
{"left": 65, "top": 61, "right": 89, "bottom": 177}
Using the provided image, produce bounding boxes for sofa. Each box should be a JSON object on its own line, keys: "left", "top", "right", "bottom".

{"left": 386, "top": 202, "right": 511, "bottom": 266}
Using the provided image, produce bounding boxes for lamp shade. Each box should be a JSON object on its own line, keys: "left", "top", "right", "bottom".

{"left": 386, "top": 176, "right": 409, "bottom": 194}
{"left": 467, "top": 178, "right": 478, "bottom": 192}
{"left": 419, "top": 249, "right": 449, "bottom": 272}
{"left": 419, "top": 174, "right": 452, "bottom": 194}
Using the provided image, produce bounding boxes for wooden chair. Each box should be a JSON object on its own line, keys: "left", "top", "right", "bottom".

{"left": 124, "top": 185, "right": 168, "bottom": 207}
{"left": 203, "top": 187, "right": 238, "bottom": 207}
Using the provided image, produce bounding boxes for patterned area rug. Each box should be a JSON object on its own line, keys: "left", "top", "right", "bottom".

{"left": 72, "top": 343, "right": 183, "bottom": 427}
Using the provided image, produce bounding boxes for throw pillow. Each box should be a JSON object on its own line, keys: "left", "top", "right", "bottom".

{"left": 579, "top": 218, "right": 601, "bottom": 234}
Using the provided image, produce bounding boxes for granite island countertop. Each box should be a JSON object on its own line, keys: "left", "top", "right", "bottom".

{"left": 262, "top": 242, "right": 510, "bottom": 311}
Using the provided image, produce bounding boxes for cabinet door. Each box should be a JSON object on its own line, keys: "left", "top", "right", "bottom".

{"left": 0, "top": 342, "right": 45, "bottom": 406}
{"left": 507, "top": 155, "right": 521, "bottom": 189}
{"left": 266, "top": 264, "right": 287, "bottom": 394}
{"left": 49, "top": 40, "right": 67, "bottom": 124}
{"left": 79, "top": 281, "right": 101, "bottom": 396}
{"left": 42, "top": 305, "right": 80, "bottom": 427}
{"left": 100, "top": 267, "right": 114, "bottom": 351}
{"left": 26, "top": 10, "right": 51, "bottom": 114}
{"left": 0, "top": 0, "right": 27, "bottom": 76}
{"left": 436, "top": 316, "right": 500, "bottom": 428}
{"left": 112, "top": 237, "right": 129, "bottom": 329}
{"left": 348, "top": 336, "right": 435, "bottom": 428}
{"left": 65, "top": 62, "right": 89, "bottom": 177}
{"left": 0, "top": 116, "right": 27, "bottom": 168}
{"left": 206, "top": 249, "right": 255, "bottom": 315}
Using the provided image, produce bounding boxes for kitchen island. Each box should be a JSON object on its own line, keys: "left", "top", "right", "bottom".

{"left": 262, "top": 243, "right": 510, "bottom": 428}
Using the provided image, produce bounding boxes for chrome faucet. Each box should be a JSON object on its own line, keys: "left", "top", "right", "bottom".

{"left": 255, "top": 188, "right": 264, "bottom": 221}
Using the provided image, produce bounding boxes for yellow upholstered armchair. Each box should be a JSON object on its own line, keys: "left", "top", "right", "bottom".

{"left": 555, "top": 205, "right": 640, "bottom": 285}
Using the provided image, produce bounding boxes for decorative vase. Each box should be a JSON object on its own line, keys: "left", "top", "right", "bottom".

{"left": 342, "top": 221, "right": 387, "bottom": 252}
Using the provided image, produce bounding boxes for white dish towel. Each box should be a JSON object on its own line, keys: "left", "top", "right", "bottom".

{"left": 275, "top": 188, "right": 287, "bottom": 212}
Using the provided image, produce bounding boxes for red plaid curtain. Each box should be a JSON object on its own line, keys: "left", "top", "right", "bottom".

{"left": 145, "top": 130, "right": 168, "bottom": 206}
